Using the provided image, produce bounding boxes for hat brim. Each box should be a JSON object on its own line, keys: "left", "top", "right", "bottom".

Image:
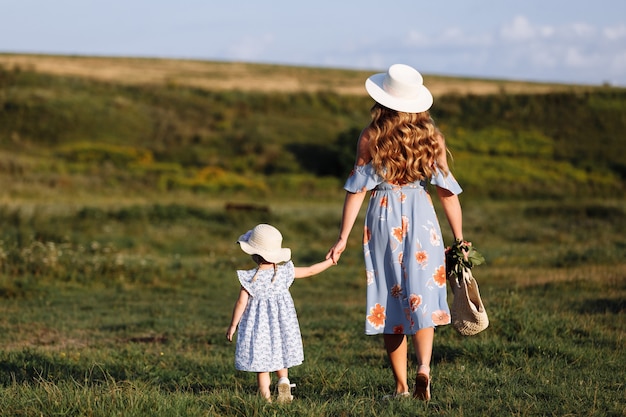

{"left": 238, "top": 240, "right": 292, "bottom": 264}
{"left": 365, "top": 73, "right": 433, "bottom": 113}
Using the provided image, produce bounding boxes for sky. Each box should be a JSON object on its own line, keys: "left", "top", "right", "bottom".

{"left": 2, "top": 0, "right": 626, "bottom": 86}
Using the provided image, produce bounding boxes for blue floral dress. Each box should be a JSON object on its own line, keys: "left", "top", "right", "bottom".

{"left": 234, "top": 261, "right": 304, "bottom": 372}
{"left": 344, "top": 163, "right": 463, "bottom": 335}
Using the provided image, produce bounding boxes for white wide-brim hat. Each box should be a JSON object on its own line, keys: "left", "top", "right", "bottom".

{"left": 365, "top": 64, "right": 433, "bottom": 113}
{"left": 237, "top": 224, "right": 291, "bottom": 264}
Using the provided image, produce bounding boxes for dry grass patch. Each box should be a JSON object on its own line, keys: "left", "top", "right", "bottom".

{"left": 486, "top": 263, "right": 626, "bottom": 288}
{"left": 0, "top": 53, "right": 591, "bottom": 96}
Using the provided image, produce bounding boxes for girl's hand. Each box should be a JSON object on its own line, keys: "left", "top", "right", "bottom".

{"left": 326, "top": 237, "right": 347, "bottom": 264}
{"left": 226, "top": 325, "right": 236, "bottom": 342}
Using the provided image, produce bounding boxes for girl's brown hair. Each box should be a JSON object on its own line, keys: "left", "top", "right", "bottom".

{"left": 368, "top": 103, "right": 448, "bottom": 184}
{"left": 250, "top": 254, "right": 278, "bottom": 283}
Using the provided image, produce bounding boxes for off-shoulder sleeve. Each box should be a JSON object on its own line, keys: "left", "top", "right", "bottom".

{"left": 430, "top": 169, "right": 463, "bottom": 195}
{"left": 343, "top": 163, "right": 383, "bottom": 193}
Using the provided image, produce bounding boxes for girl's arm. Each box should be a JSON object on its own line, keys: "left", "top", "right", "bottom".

{"left": 294, "top": 257, "right": 335, "bottom": 279}
{"left": 436, "top": 187, "right": 463, "bottom": 241}
{"left": 226, "top": 287, "right": 249, "bottom": 342}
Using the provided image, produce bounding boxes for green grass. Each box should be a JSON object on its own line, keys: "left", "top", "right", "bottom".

{"left": 0, "top": 56, "right": 624, "bottom": 415}
{"left": 0, "top": 197, "right": 624, "bottom": 416}
{"left": 1, "top": 62, "right": 625, "bottom": 200}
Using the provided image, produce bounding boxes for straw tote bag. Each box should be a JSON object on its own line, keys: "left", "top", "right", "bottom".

{"left": 449, "top": 266, "right": 489, "bottom": 336}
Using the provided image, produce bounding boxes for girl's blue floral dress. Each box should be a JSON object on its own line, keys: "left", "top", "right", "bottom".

{"left": 344, "top": 162, "right": 463, "bottom": 335}
{"left": 235, "top": 261, "right": 304, "bottom": 372}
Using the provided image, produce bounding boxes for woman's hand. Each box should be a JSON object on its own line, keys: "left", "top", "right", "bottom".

{"left": 326, "top": 237, "right": 347, "bottom": 264}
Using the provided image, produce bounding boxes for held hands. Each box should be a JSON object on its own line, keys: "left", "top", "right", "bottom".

{"left": 326, "top": 237, "right": 347, "bottom": 264}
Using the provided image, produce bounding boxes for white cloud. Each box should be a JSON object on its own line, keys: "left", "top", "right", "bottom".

{"left": 406, "top": 28, "right": 491, "bottom": 48}
{"left": 228, "top": 33, "right": 275, "bottom": 61}
{"left": 500, "top": 15, "right": 538, "bottom": 41}
{"left": 407, "top": 30, "right": 430, "bottom": 47}
{"left": 604, "top": 24, "right": 626, "bottom": 40}
{"left": 381, "top": 16, "right": 626, "bottom": 85}
{"left": 564, "top": 47, "right": 589, "bottom": 68}
{"left": 569, "top": 23, "right": 596, "bottom": 38}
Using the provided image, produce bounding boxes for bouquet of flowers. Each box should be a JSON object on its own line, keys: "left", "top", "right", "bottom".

{"left": 445, "top": 239, "right": 485, "bottom": 281}
{"left": 445, "top": 239, "right": 489, "bottom": 336}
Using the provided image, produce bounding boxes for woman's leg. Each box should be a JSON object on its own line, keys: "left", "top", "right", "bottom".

{"left": 411, "top": 327, "right": 434, "bottom": 400}
{"left": 257, "top": 372, "right": 271, "bottom": 401}
{"left": 411, "top": 327, "right": 434, "bottom": 374}
{"left": 383, "top": 334, "right": 409, "bottom": 393}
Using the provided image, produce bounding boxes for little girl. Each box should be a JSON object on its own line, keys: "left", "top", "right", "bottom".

{"left": 226, "top": 223, "right": 334, "bottom": 403}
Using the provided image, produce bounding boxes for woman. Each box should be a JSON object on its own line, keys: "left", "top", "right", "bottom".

{"left": 326, "top": 64, "right": 464, "bottom": 401}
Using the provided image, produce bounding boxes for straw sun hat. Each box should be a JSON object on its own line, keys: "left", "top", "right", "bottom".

{"left": 237, "top": 224, "right": 291, "bottom": 264}
{"left": 365, "top": 64, "right": 433, "bottom": 113}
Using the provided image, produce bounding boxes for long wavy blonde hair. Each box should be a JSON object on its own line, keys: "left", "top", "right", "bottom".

{"left": 368, "top": 103, "right": 448, "bottom": 184}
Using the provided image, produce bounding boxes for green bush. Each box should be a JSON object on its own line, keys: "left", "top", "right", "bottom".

{"left": 1, "top": 66, "right": 625, "bottom": 199}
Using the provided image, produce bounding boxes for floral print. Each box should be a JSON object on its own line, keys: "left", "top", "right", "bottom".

{"left": 234, "top": 261, "right": 304, "bottom": 372}
{"left": 393, "top": 325, "right": 405, "bottom": 334}
{"left": 392, "top": 216, "right": 409, "bottom": 242}
{"left": 415, "top": 250, "right": 428, "bottom": 268}
{"left": 344, "top": 163, "right": 462, "bottom": 334}
{"left": 409, "top": 294, "right": 422, "bottom": 312}
{"left": 390, "top": 284, "right": 403, "bottom": 298}
{"left": 432, "top": 310, "right": 451, "bottom": 325}
{"left": 433, "top": 265, "right": 447, "bottom": 287}
{"left": 367, "top": 303, "right": 386, "bottom": 329}
{"left": 363, "top": 226, "right": 372, "bottom": 245}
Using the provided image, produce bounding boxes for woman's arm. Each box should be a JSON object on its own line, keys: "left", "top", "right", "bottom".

{"left": 437, "top": 187, "right": 463, "bottom": 241}
{"left": 294, "top": 257, "right": 335, "bottom": 279}
{"left": 434, "top": 130, "right": 463, "bottom": 240}
{"left": 226, "top": 287, "right": 249, "bottom": 342}
{"left": 326, "top": 129, "right": 371, "bottom": 263}
{"left": 326, "top": 190, "right": 367, "bottom": 264}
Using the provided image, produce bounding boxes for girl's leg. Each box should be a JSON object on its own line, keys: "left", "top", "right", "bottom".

{"left": 257, "top": 372, "right": 271, "bottom": 401}
{"left": 275, "top": 368, "right": 293, "bottom": 403}
{"left": 276, "top": 368, "right": 288, "bottom": 379}
{"left": 383, "top": 334, "right": 409, "bottom": 394}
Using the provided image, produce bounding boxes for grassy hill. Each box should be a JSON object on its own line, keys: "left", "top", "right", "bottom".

{"left": 0, "top": 54, "right": 624, "bottom": 416}
{"left": 0, "top": 53, "right": 590, "bottom": 96}
{"left": 0, "top": 53, "right": 624, "bottom": 201}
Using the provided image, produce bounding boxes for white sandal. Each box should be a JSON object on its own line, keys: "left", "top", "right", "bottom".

{"left": 382, "top": 391, "right": 411, "bottom": 401}
{"left": 276, "top": 377, "right": 296, "bottom": 403}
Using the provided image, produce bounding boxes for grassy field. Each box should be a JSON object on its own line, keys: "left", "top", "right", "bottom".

{"left": 2, "top": 53, "right": 624, "bottom": 201}
{"left": 0, "top": 53, "right": 624, "bottom": 416}
{"left": 0, "top": 194, "right": 624, "bottom": 416}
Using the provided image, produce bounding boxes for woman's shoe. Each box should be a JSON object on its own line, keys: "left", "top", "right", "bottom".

{"left": 382, "top": 391, "right": 411, "bottom": 401}
{"left": 413, "top": 373, "right": 431, "bottom": 401}
{"left": 276, "top": 377, "right": 295, "bottom": 403}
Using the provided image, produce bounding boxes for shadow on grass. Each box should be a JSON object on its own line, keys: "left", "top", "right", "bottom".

{"left": 577, "top": 297, "right": 626, "bottom": 314}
